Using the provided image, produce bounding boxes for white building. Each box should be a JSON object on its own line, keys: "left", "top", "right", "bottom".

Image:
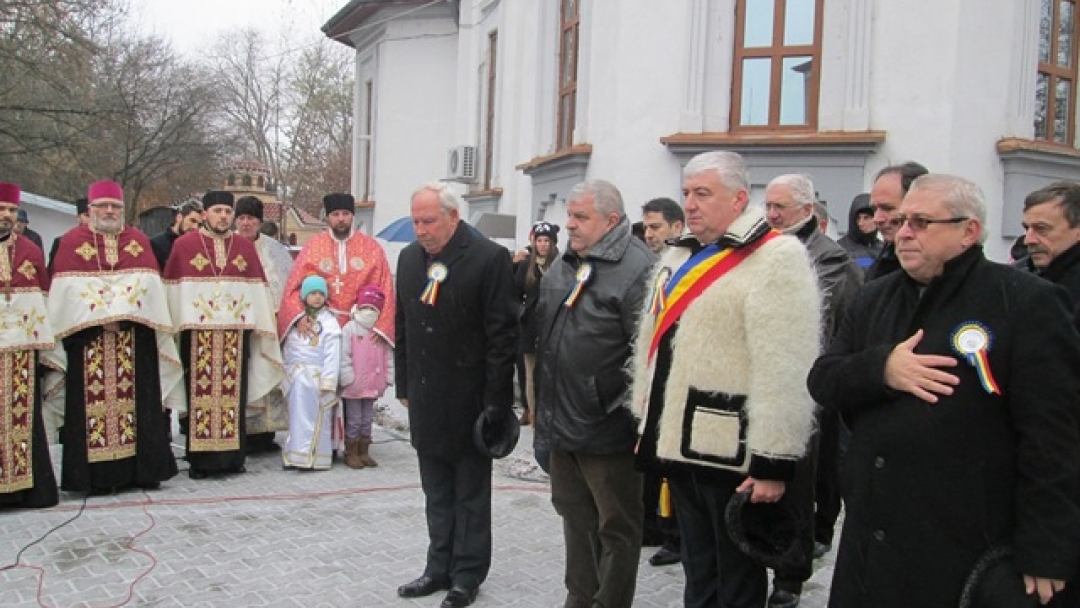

{"left": 324, "top": 0, "right": 1080, "bottom": 260}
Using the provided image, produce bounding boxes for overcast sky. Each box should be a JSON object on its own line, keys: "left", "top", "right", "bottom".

{"left": 134, "top": 0, "right": 345, "bottom": 58}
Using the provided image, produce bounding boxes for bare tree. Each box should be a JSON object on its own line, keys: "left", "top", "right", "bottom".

{"left": 282, "top": 38, "right": 353, "bottom": 211}
{"left": 80, "top": 34, "right": 223, "bottom": 223}
{"left": 205, "top": 29, "right": 291, "bottom": 188}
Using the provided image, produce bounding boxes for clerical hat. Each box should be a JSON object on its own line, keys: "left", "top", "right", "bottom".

{"left": 202, "top": 190, "right": 234, "bottom": 210}
{"left": 323, "top": 193, "right": 355, "bottom": 215}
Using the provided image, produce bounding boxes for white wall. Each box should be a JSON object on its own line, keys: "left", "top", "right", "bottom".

{"left": 341, "top": 0, "right": 1045, "bottom": 261}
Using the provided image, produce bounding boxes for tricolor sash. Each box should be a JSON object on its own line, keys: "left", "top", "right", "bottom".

{"left": 647, "top": 231, "right": 779, "bottom": 361}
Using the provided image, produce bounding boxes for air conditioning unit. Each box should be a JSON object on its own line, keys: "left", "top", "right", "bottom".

{"left": 447, "top": 145, "right": 477, "bottom": 183}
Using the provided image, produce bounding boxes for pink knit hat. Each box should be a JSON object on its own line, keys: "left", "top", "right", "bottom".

{"left": 356, "top": 285, "right": 386, "bottom": 311}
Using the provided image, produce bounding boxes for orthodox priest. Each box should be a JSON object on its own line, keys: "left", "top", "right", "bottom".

{"left": 0, "top": 182, "right": 61, "bottom": 508}
{"left": 49, "top": 180, "right": 181, "bottom": 493}
{"left": 164, "top": 190, "right": 283, "bottom": 479}
{"left": 279, "top": 193, "right": 394, "bottom": 453}
{"left": 235, "top": 195, "right": 292, "bottom": 453}
{"left": 279, "top": 193, "right": 394, "bottom": 340}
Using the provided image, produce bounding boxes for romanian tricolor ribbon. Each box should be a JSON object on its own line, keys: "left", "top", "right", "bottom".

{"left": 563, "top": 262, "right": 593, "bottom": 308}
{"left": 647, "top": 231, "right": 778, "bottom": 361}
{"left": 951, "top": 322, "right": 1002, "bottom": 396}
{"left": 647, "top": 267, "right": 672, "bottom": 315}
{"left": 420, "top": 262, "right": 448, "bottom": 306}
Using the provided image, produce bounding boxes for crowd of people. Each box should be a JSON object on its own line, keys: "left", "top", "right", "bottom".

{"left": 3, "top": 146, "right": 1080, "bottom": 608}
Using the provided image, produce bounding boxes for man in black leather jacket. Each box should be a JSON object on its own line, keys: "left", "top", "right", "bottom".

{"left": 534, "top": 179, "right": 656, "bottom": 608}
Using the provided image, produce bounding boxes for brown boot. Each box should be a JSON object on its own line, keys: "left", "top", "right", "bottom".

{"left": 344, "top": 439, "right": 364, "bottom": 469}
{"left": 358, "top": 437, "right": 378, "bottom": 468}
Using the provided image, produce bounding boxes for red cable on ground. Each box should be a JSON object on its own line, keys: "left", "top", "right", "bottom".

{"left": 4, "top": 482, "right": 548, "bottom": 607}
{"left": 8, "top": 494, "right": 160, "bottom": 608}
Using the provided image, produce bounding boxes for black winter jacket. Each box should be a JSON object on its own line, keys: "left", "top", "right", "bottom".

{"left": 534, "top": 217, "right": 655, "bottom": 455}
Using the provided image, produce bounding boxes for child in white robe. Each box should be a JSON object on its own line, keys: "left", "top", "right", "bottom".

{"left": 282, "top": 275, "right": 342, "bottom": 470}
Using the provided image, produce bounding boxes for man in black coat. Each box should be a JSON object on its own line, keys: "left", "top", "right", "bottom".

{"left": 1016, "top": 181, "right": 1080, "bottom": 607}
{"left": 394, "top": 183, "right": 517, "bottom": 608}
{"left": 808, "top": 174, "right": 1080, "bottom": 607}
{"left": 864, "top": 161, "right": 928, "bottom": 281}
{"left": 149, "top": 199, "right": 203, "bottom": 270}
{"left": 1017, "top": 181, "right": 1080, "bottom": 318}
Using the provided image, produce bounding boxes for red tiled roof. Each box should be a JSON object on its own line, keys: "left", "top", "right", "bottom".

{"left": 295, "top": 207, "right": 323, "bottom": 225}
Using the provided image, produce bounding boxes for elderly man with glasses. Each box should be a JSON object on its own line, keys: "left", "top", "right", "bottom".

{"left": 48, "top": 180, "right": 181, "bottom": 494}
{"left": 808, "top": 174, "right": 1080, "bottom": 607}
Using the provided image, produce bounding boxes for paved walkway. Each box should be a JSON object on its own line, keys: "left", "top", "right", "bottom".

{"left": 1, "top": 402, "right": 835, "bottom": 607}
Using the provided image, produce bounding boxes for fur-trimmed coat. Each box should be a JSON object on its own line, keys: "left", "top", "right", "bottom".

{"left": 631, "top": 208, "right": 821, "bottom": 481}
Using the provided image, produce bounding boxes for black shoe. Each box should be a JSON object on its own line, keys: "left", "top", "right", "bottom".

{"left": 767, "top": 588, "right": 801, "bottom": 608}
{"left": 441, "top": 586, "right": 478, "bottom": 608}
{"left": 397, "top": 575, "right": 450, "bottom": 598}
{"left": 648, "top": 546, "right": 681, "bottom": 566}
{"left": 813, "top": 541, "right": 831, "bottom": 559}
{"left": 189, "top": 468, "right": 208, "bottom": 480}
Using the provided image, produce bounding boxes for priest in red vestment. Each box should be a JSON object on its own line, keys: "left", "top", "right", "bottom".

{"left": 0, "top": 182, "right": 61, "bottom": 508}
{"left": 279, "top": 193, "right": 395, "bottom": 343}
{"left": 48, "top": 180, "right": 180, "bottom": 493}
{"left": 279, "top": 193, "right": 395, "bottom": 455}
{"left": 164, "top": 190, "right": 283, "bottom": 479}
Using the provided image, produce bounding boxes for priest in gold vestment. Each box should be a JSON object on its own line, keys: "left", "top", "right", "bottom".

{"left": 0, "top": 182, "right": 61, "bottom": 507}
{"left": 49, "top": 180, "right": 180, "bottom": 493}
{"left": 164, "top": 190, "right": 283, "bottom": 479}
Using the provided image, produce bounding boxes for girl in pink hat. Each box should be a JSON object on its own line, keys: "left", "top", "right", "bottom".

{"left": 338, "top": 284, "right": 394, "bottom": 468}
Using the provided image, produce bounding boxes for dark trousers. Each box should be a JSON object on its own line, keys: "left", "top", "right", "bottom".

{"left": 771, "top": 434, "right": 817, "bottom": 594}
{"left": 671, "top": 472, "right": 767, "bottom": 608}
{"left": 417, "top": 451, "right": 493, "bottom": 590}
{"left": 814, "top": 408, "right": 843, "bottom": 546}
{"left": 516, "top": 352, "right": 529, "bottom": 413}
{"left": 642, "top": 471, "right": 681, "bottom": 550}
{"left": 550, "top": 449, "right": 643, "bottom": 608}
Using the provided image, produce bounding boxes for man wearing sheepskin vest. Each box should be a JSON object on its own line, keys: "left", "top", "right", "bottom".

{"left": 534, "top": 179, "right": 656, "bottom": 608}
{"left": 630, "top": 151, "right": 821, "bottom": 608}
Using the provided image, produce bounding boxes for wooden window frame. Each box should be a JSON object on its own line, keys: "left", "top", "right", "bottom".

{"left": 484, "top": 30, "right": 498, "bottom": 190}
{"left": 556, "top": 0, "right": 580, "bottom": 151}
{"left": 730, "top": 0, "right": 824, "bottom": 132}
{"left": 1037, "top": 0, "right": 1079, "bottom": 145}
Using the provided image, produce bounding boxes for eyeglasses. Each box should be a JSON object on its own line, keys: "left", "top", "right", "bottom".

{"left": 90, "top": 202, "right": 124, "bottom": 211}
{"left": 887, "top": 215, "right": 969, "bottom": 231}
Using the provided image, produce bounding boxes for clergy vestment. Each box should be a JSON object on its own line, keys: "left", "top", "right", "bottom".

{"left": 49, "top": 225, "right": 181, "bottom": 492}
{"left": 281, "top": 307, "right": 341, "bottom": 469}
{"left": 245, "top": 234, "right": 293, "bottom": 440}
{"left": 164, "top": 229, "right": 283, "bottom": 476}
{"left": 0, "top": 233, "right": 61, "bottom": 507}
{"left": 279, "top": 230, "right": 395, "bottom": 341}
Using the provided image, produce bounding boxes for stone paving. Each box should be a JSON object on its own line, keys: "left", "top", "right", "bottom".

{"left": 1, "top": 402, "right": 835, "bottom": 607}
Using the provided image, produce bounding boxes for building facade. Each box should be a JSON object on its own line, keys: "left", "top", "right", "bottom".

{"left": 324, "top": 0, "right": 1079, "bottom": 260}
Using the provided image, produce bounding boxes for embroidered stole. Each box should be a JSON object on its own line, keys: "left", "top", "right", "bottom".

{"left": 0, "top": 350, "right": 35, "bottom": 492}
{"left": 84, "top": 330, "right": 138, "bottom": 463}
{"left": 648, "top": 231, "right": 779, "bottom": 361}
{"left": 189, "top": 329, "right": 244, "bottom": 452}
